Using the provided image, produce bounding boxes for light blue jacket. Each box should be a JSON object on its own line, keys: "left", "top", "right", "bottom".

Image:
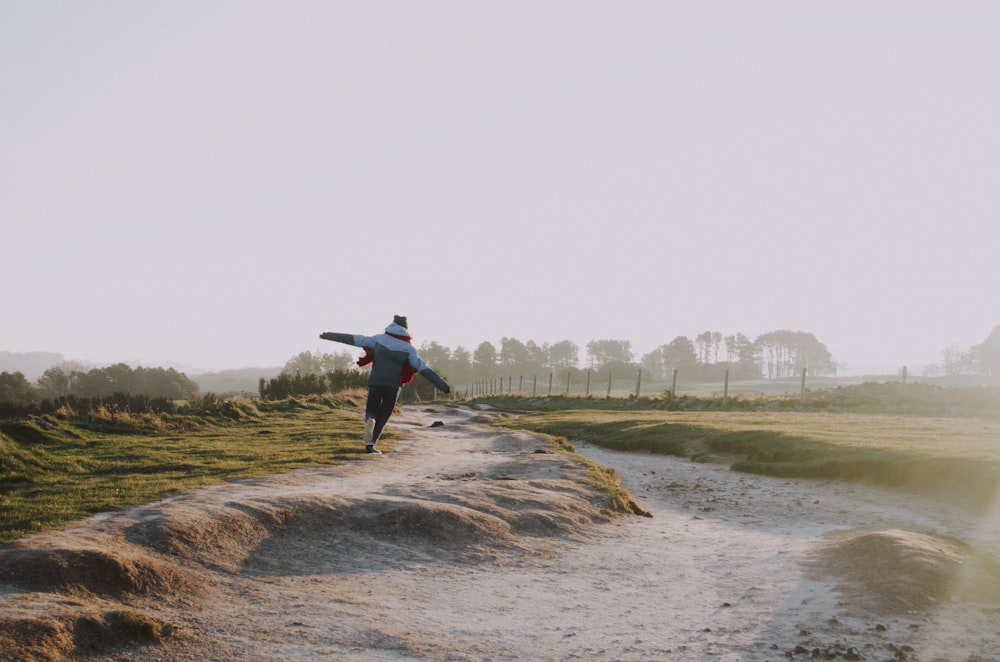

{"left": 320, "top": 322, "right": 450, "bottom": 392}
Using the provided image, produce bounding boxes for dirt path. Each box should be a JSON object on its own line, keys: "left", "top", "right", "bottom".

{"left": 2, "top": 406, "right": 999, "bottom": 661}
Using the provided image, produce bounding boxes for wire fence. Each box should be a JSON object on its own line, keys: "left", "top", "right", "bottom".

{"left": 438, "top": 366, "right": 921, "bottom": 403}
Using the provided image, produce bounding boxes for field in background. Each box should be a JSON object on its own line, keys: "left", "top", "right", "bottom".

{"left": 456, "top": 372, "right": 1000, "bottom": 401}
{"left": 482, "top": 386, "right": 1000, "bottom": 511}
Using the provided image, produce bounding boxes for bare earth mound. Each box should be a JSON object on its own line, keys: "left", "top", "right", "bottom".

{"left": 2, "top": 406, "right": 999, "bottom": 661}
{"left": 809, "top": 528, "right": 1000, "bottom": 615}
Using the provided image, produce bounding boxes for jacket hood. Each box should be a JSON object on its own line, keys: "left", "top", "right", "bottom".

{"left": 384, "top": 322, "right": 411, "bottom": 338}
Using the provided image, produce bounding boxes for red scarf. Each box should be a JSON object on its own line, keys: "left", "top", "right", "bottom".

{"left": 356, "top": 333, "right": 418, "bottom": 385}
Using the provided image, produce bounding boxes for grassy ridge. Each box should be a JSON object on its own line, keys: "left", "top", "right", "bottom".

{"left": 0, "top": 395, "right": 380, "bottom": 543}
{"left": 483, "top": 390, "right": 1000, "bottom": 510}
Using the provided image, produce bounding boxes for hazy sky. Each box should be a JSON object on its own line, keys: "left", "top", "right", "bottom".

{"left": 2, "top": 2, "right": 997, "bottom": 374}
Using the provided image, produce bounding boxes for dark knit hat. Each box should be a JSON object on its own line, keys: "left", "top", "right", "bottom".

{"left": 393, "top": 315, "right": 408, "bottom": 330}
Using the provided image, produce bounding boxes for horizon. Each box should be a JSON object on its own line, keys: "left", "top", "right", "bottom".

{"left": 0, "top": 337, "right": 950, "bottom": 380}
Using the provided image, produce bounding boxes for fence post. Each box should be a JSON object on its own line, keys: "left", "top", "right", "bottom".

{"left": 800, "top": 368, "right": 807, "bottom": 402}
{"left": 901, "top": 365, "right": 908, "bottom": 385}
{"left": 723, "top": 369, "right": 729, "bottom": 407}
{"left": 586, "top": 369, "right": 592, "bottom": 397}
{"left": 671, "top": 368, "right": 678, "bottom": 401}
{"left": 532, "top": 374, "right": 537, "bottom": 397}
{"left": 548, "top": 372, "right": 553, "bottom": 396}
{"left": 607, "top": 368, "right": 613, "bottom": 398}
{"left": 635, "top": 368, "right": 642, "bottom": 399}
{"left": 566, "top": 371, "right": 571, "bottom": 395}
{"left": 519, "top": 375, "right": 523, "bottom": 393}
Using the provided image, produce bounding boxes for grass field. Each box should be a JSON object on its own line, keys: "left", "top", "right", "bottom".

{"left": 481, "top": 382, "right": 1000, "bottom": 508}
{"left": 479, "top": 386, "right": 1000, "bottom": 510}
{"left": 0, "top": 394, "right": 382, "bottom": 543}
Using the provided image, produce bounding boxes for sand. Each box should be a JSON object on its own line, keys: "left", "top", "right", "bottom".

{"left": 2, "top": 405, "right": 999, "bottom": 661}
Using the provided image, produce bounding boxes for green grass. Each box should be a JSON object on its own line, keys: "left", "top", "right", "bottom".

{"left": 0, "top": 395, "right": 386, "bottom": 543}
{"left": 5, "top": 383, "right": 999, "bottom": 542}
{"left": 486, "top": 396, "right": 1000, "bottom": 510}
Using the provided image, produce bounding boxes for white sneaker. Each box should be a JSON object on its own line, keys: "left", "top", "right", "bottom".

{"left": 365, "top": 445, "right": 382, "bottom": 455}
{"left": 363, "top": 418, "right": 375, "bottom": 444}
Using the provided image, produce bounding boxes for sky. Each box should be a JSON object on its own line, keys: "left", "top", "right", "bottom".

{"left": 2, "top": 1, "right": 997, "bottom": 375}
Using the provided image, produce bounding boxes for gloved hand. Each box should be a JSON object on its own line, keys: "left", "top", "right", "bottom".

{"left": 320, "top": 332, "right": 335, "bottom": 341}
{"left": 443, "top": 387, "right": 451, "bottom": 395}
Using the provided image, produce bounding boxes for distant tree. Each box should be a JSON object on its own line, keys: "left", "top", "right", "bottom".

{"left": 104, "top": 363, "right": 134, "bottom": 391}
{"left": 71, "top": 366, "right": 114, "bottom": 396}
{"left": 972, "top": 325, "right": 1000, "bottom": 376}
{"left": 284, "top": 352, "right": 317, "bottom": 374}
{"left": 548, "top": 340, "right": 580, "bottom": 371}
{"left": 695, "top": 332, "right": 713, "bottom": 365}
{"left": 67, "top": 364, "right": 199, "bottom": 399}
{"left": 659, "top": 336, "right": 699, "bottom": 375}
{"left": 723, "top": 333, "right": 760, "bottom": 379}
{"left": 283, "top": 351, "right": 354, "bottom": 375}
{"left": 754, "top": 330, "right": 835, "bottom": 378}
{"left": 586, "top": 339, "right": 633, "bottom": 372}
{"left": 941, "top": 344, "right": 973, "bottom": 376}
{"left": 418, "top": 341, "right": 452, "bottom": 379}
{"left": 0, "top": 371, "right": 36, "bottom": 404}
{"left": 472, "top": 341, "right": 498, "bottom": 376}
{"left": 320, "top": 351, "right": 355, "bottom": 373}
{"left": 526, "top": 341, "right": 549, "bottom": 371}
{"left": 499, "top": 337, "right": 531, "bottom": 370}
{"left": 723, "top": 333, "right": 751, "bottom": 363}
{"left": 640, "top": 349, "right": 668, "bottom": 381}
{"left": 451, "top": 346, "right": 473, "bottom": 384}
{"left": 147, "top": 366, "right": 201, "bottom": 400}
{"left": 37, "top": 366, "right": 71, "bottom": 399}
{"left": 710, "top": 331, "right": 722, "bottom": 363}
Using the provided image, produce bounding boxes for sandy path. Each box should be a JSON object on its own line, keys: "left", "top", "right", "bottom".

{"left": 3, "top": 406, "right": 1000, "bottom": 661}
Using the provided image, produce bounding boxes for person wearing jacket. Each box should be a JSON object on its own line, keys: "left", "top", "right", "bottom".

{"left": 320, "top": 315, "right": 450, "bottom": 454}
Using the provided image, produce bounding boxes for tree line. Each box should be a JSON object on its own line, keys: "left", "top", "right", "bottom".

{"left": 940, "top": 325, "right": 1000, "bottom": 377}
{"left": 4, "top": 325, "right": 994, "bottom": 411}
{"left": 278, "top": 329, "right": 838, "bottom": 387}
{"left": 428, "top": 329, "right": 838, "bottom": 382}
{"left": 0, "top": 363, "right": 200, "bottom": 406}
{"left": 278, "top": 324, "right": 1000, "bottom": 387}
{"left": 0, "top": 364, "right": 201, "bottom": 420}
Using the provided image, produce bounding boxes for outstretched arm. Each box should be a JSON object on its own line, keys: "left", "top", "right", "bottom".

{"left": 319, "top": 332, "right": 357, "bottom": 346}
{"left": 418, "top": 367, "right": 451, "bottom": 394}
{"left": 406, "top": 352, "right": 450, "bottom": 394}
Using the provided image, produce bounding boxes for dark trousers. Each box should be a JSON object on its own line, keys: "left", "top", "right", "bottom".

{"left": 365, "top": 385, "right": 399, "bottom": 444}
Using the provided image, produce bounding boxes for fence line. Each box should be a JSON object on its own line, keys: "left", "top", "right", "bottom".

{"left": 450, "top": 365, "right": 917, "bottom": 403}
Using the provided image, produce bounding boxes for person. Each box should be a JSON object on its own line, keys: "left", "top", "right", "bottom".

{"left": 320, "top": 315, "right": 451, "bottom": 454}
